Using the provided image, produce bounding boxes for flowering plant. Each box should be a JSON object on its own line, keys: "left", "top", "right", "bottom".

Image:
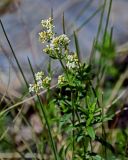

{"left": 1, "top": 0, "right": 126, "bottom": 158}
{"left": 28, "top": 17, "right": 108, "bottom": 160}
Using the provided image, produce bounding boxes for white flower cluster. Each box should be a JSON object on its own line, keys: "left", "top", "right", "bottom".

{"left": 41, "top": 17, "right": 54, "bottom": 31}
{"left": 51, "top": 34, "right": 70, "bottom": 49}
{"left": 43, "top": 34, "right": 70, "bottom": 58}
{"left": 29, "top": 71, "right": 51, "bottom": 93}
{"left": 39, "top": 31, "right": 54, "bottom": 43}
{"left": 29, "top": 84, "right": 39, "bottom": 93}
{"left": 58, "top": 75, "right": 65, "bottom": 85}
{"left": 42, "top": 76, "right": 51, "bottom": 87}
{"left": 39, "top": 17, "right": 54, "bottom": 43}
{"left": 66, "top": 54, "right": 78, "bottom": 70}
{"left": 44, "top": 34, "right": 70, "bottom": 57}
{"left": 39, "top": 17, "right": 70, "bottom": 58}
{"left": 35, "top": 71, "right": 44, "bottom": 80}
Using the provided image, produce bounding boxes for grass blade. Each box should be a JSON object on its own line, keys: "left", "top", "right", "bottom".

{"left": 27, "top": 58, "right": 59, "bottom": 160}
{"left": 95, "top": 0, "right": 107, "bottom": 47}
{"left": 37, "top": 96, "right": 59, "bottom": 160}
{"left": 62, "top": 12, "right": 66, "bottom": 34}
{"left": 73, "top": 31, "right": 80, "bottom": 62}
{"left": 0, "top": 20, "right": 29, "bottom": 88}
{"left": 76, "top": 5, "right": 103, "bottom": 32}
{"left": 103, "top": 0, "right": 113, "bottom": 45}
{"left": 67, "top": 0, "right": 94, "bottom": 31}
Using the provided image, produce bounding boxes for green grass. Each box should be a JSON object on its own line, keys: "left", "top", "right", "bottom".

{"left": 0, "top": 0, "right": 128, "bottom": 159}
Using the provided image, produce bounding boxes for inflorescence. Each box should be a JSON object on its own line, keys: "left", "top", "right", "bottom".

{"left": 29, "top": 71, "right": 51, "bottom": 93}
{"left": 29, "top": 17, "right": 79, "bottom": 93}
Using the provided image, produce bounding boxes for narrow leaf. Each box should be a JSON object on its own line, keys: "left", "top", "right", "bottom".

{"left": 87, "top": 126, "right": 95, "bottom": 140}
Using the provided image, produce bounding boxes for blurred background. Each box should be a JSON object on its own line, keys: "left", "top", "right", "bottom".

{"left": 0, "top": 0, "right": 128, "bottom": 95}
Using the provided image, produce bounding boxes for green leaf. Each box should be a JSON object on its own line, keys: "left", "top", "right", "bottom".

{"left": 59, "top": 145, "right": 65, "bottom": 159}
{"left": 93, "top": 155, "right": 103, "bottom": 160}
{"left": 77, "top": 135, "right": 83, "bottom": 143}
{"left": 86, "top": 126, "right": 95, "bottom": 140}
{"left": 89, "top": 101, "right": 96, "bottom": 113}
{"left": 86, "top": 114, "right": 93, "bottom": 126}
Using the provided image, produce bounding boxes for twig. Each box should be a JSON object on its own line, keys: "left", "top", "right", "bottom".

{"left": 0, "top": 84, "right": 57, "bottom": 117}
{"left": 105, "top": 88, "right": 128, "bottom": 114}
{"left": 0, "top": 153, "right": 41, "bottom": 159}
{"left": 107, "top": 68, "right": 128, "bottom": 106}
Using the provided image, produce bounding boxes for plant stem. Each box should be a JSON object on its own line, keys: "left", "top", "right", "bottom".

{"left": 75, "top": 110, "right": 86, "bottom": 157}
{"left": 58, "top": 57, "right": 69, "bottom": 79}
{"left": 103, "top": 0, "right": 113, "bottom": 45}
{"left": 95, "top": 0, "right": 107, "bottom": 47}
{"left": 37, "top": 95, "right": 59, "bottom": 160}
{"left": 71, "top": 92, "right": 75, "bottom": 159}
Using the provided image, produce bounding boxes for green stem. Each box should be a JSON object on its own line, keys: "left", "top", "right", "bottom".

{"left": 90, "top": 138, "right": 93, "bottom": 153}
{"left": 103, "top": 0, "right": 113, "bottom": 45}
{"left": 71, "top": 92, "right": 75, "bottom": 159}
{"left": 89, "top": 81, "right": 100, "bottom": 108}
{"left": 89, "top": 81, "right": 107, "bottom": 158}
{"left": 75, "top": 91, "right": 87, "bottom": 156}
{"left": 95, "top": 0, "right": 107, "bottom": 47}
{"left": 75, "top": 110, "right": 86, "bottom": 157}
{"left": 58, "top": 57, "right": 69, "bottom": 79}
{"left": 37, "top": 95, "right": 59, "bottom": 160}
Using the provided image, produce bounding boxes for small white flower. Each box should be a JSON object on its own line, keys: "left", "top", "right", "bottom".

{"left": 67, "top": 54, "right": 78, "bottom": 62}
{"left": 66, "top": 54, "right": 78, "bottom": 70}
{"left": 49, "top": 43, "right": 54, "bottom": 50}
{"left": 37, "top": 80, "right": 43, "bottom": 89}
{"left": 51, "top": 34, "right": 70, "bottom": 48}
{"left": 59, "top": 34, "right": 70, "bottom": 45}
{"left": 41, "top": 17, "right": 54, "bottom": 30}
{"left": 29, "top": 84, "right": 39, "bottom": 93}
{"left": 35, "top": 71, "right": 44, "bottom": 81}
{"left": 39, "top": 31, "right": 54, "bottom": 43}
{"left": 58, "top": 75, "right": 65, "bottom": 85}
{"left": 67, "top": 55, "right": 74, "bottom": 61}
{"left": 29, "top": 84, "right": 34, "bottom": 93}
{"left": 66, "top": 61, "right": 76, "bottom": 69}
{"left": 42, "top": 76, "right": 51, "bottom": 87}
